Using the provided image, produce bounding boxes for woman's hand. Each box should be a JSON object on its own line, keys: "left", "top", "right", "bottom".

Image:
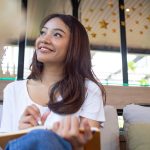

{"left": 52, "top": 116, "right": 93, "bottom": 150}
{"left": 19, "top": 104, "right": 41, "bottom": 130}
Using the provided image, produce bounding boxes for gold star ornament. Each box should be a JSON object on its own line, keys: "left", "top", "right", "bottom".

{"left": 112, "top": 29, "right": 116, "bottom": 33}
{"left": 84, "top": 18, "right": 89, "bottom": 22}
{"left": 121, "top": 21, "right": 125, "bottom": 26}
{"left": 108, "top": 3, "right": 113, "bottom": 8}
{"left": 91, "top": 33, "right": 96, "bottom": 38}
{"left": 129, "top": 29, "right": 133, "bottom": 32}
{"left": 102, "top": 33, "right": 107, "bottom": 36}
{"left": 85, "top": 26, "right": 92, "bottom": 32}
{"left": 144, "top": 25, "right": 148, "bottom": 30}
{"left": 120, "top": 5, "right": 124, "bottom": 10}
{"left": 99, "top": 20, "right": 109, "bottom": 29}
{"left": 147, "top": 15, "right": 150, "bottom": 22}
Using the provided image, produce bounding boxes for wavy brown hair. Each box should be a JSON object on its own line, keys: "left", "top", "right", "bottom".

{"left": 28, "top": 14, "right": 106, "bottom": 114}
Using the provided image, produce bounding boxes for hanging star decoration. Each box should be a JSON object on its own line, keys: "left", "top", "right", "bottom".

{"left": 108, "top": 2, "right": 113, "bottom": 8}
{"left": 112, "top": 29, "right": 116, "bottom": 33}
{"left": 89, "top": 8, "right": 94, "bottom": 12}
{"left": 100, "top": 8, "right": 104, "bottom": 12}
{"left": 139, "top": 12, "right": 142, "bottom": 16}
{"left": 102, "top": 33, "right": 107, "bottom": 36}
{"left": 139, "top": 3, "right": 143, "bottom": 7}
{"left": 146, "top": 15, "right": 150, "bottom": 22}
{"left": 144, "top": 25, "right": 148, "bottom": 30}
{"left": 120, "top": 5, "right": 124, "bottom": 10}
{"left": 129, "top": 29, "right": 133, "bottom": 32}
{"left": 126, "top": 14, "right": 130, "bottom": 19}
{"left": 139, "top": 31, "right": 143, "bottom": 35}
{"left": 84, "top": 18, "right": 89, "bottom": 22}
{"left": 121, "top": 21, "right": 125, "bottom": 26}
{"left": 99, "top": 20, "right": 109, "bottom": 29}
{"left": 91, "top": 33, "right": 96, "bottom": 38}
{"left": 112, "top": 12, "right": 116, "bottom": 16}
{"left": 112, "top": 19, "right": 116, "bottom": 23}
{"left": 85, "top": 26, "right": 92, "bottom": 32}
{"left": 135, "top": 20, "right": 139, "bottom": 24}
{"left": 131, "top": 7, "right": 136, "bottom": 11}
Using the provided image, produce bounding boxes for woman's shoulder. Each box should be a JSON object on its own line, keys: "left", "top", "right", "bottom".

{"left": 4, "top": 79, "right": 27, "bottom": 91}
{"left": 85, "top": 79, "right": 100, "bottom": 92}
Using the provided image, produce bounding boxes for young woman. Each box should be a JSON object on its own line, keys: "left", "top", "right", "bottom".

{"left": 1, "top": 14, "right": 105, "bottom": 133}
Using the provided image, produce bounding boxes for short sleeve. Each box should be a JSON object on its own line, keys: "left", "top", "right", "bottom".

{"left": 78, "top": 80, "right": 105, "bottom": 123}
{"left": 0, "top": 83, "right": 14, "bottom": 132}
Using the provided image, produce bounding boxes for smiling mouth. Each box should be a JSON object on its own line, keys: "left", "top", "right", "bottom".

{"left": 39, "top": 45, "right": 55, "bottom": 53}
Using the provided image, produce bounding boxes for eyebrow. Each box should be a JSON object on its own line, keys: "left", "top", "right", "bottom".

{"left": 42, "top": 27, "right": 66, "bottom": 34}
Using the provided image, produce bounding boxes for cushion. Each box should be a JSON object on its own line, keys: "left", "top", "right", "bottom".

{"left": 127, "top": 123, "right": 150, "bottom": 150}
{"left": 123, "top": 104, "right": 150, "bottom": 150}
{"left": 101, "top": 105, "right": 120, "bottom": 150}
{"left": 123, "top": 104, "right": 150, "bottom": 132}
{"left": 123, "top": 104, "right": 150, "bottom": 122}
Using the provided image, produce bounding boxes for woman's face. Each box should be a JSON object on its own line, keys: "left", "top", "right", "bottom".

{"left": 35, "top": 17, "right": 70, "bottom": 65}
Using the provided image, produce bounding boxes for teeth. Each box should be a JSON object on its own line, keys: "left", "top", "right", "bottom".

{"left": 38, "top": 44, "right": 54, "bottom": 52}
{"left": 39, "top": 47, "right": 53, "bottom": 53}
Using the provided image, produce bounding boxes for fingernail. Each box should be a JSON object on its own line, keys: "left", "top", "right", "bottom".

{"left": 37, "top": 118, "right": 42, "bottom": 125}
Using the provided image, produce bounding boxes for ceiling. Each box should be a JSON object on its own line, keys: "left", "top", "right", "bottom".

{"left": 2, "top": 0, "right": 150, "bottom": 52}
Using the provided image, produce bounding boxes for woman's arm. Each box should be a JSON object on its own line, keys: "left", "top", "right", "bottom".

{"left": 0, "top": 85, "right": 14, "bottom": 132}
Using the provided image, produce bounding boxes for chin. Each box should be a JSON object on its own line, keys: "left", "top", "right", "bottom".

{"left": 37, "top": 57, "right": 50, "bottom": 63}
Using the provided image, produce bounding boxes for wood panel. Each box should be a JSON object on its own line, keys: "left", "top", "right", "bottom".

{"left": 104, "top": 85, "right": 150, "bottom": 109}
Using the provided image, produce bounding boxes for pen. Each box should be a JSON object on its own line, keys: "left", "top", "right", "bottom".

{"left": 37, "top": 119, "right": 42, "bottom": 126}
{"left": 79, "top": 127, "right": 100, "bottom": 134}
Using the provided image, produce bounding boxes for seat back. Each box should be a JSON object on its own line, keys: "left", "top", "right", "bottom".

{"left": 101, "top": 105, "right": 120, "bottom": 150}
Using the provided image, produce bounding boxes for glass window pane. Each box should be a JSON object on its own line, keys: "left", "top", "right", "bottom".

{"left": 0, "top": 0, "right": 23, "bottom": 81}
{"left": 125, "top": 0, "right": 150, "bottom": 86}
{"left": 0, "top": 45, "right": 18, "bottom": 80}
{"left": 91, "top": 50, "right": 123, "bottom": 85}
{"left": 128, "top": 54, "right": 150, "bottom": 86}
{"left": 24, "top": 46, "right": 34, "bottom": 79}
{"left": 80, "top": 0, "right": 122, "bottom": 85}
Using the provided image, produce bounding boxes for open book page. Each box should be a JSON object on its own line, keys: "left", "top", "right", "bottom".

{"left": 0, "top": 126, "right": 100, "bottom": 150}
{"left": 0, "top": 125, "right": 46, "bottom": 137}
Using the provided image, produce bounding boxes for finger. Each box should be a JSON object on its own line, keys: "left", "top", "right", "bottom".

{"left": 52, "top": 121, "right": 60, "bottom": 132}
{"left": 81, "top": 119, "right": 93, "bottom": 141}
{"left": 19, "top": 123, "right": 33, "bottom": 130}
{"left": 58, "top": 118, "right": 64, "bottom": 133}
{"left": 63, "top": 116, "right": 71, "bottom": 131}
{"left": 30, "top": 104, "right": 41, "bottom": 119}
{"left": 59, "top": 116, "right": 72, "bottom": 138}
{"left": 23, "top": 105, "right": 41, "bottom": 121}
{"left": 19, "top": 115, "right": 36, "bottom": 130}
{"left": 20, "top": 115, "right": 38, "bottom": 127}
{"left": 41, "top": 111, "right": 51, "bottom": 124}
{"left": 70, "top": 116, "right": 80, "bottom": 134}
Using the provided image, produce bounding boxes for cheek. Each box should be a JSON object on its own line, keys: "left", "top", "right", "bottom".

{"left": 61, "top": 42, "right": 69, "bottom": 56}
{"left": 35, "top": 38, "right": 40, "bottom": 48}
{"left": 63, "top": 39, "right": 70, "bottom": 52}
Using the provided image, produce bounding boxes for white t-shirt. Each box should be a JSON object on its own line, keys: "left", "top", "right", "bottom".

{"left": 0, "top": 79, "right": 105, "bottom": 132}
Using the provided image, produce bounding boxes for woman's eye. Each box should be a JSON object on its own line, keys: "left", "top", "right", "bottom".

{"left": 40, "top": 31, "right": 46, "bottom": 36}
{"left": 54, "top": 33, "right": 62, "bottom": 38}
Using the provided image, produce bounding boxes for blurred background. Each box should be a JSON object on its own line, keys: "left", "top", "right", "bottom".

{"left": 0, "top": 0, "right": 150, "bottom": 86}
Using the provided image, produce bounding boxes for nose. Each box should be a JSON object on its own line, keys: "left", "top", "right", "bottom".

{"left": 41, "top": 33, "right": 51, "bottom": 44}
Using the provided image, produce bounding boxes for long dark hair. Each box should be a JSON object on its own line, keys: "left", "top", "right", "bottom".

{"left": 28, "top": 14, "right": 106, "bottom": 114}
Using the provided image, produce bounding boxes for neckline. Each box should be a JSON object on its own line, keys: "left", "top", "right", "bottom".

{"left": 24, "top": 79, "right": 48, "bottom": 108}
